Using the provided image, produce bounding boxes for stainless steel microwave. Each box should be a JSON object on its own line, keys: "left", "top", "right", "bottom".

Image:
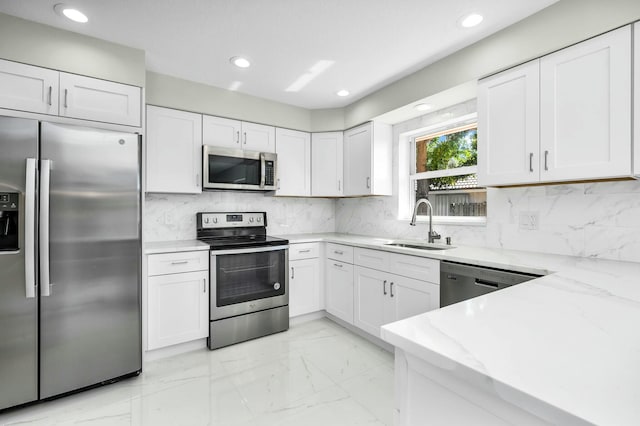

{"left": 202, "top": 146, "right": 277, "bottom": 191}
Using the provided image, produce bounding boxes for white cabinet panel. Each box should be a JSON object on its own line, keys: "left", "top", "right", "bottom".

{"left": 148, "top": 251, "right": 208, "bottom": 276}
{"left": 478, "top": 60, "right": 540, "bottom": 186}
{"left": 242, "top": 121, "right": 275, "bottom": 152}
{"left": 326, "top": 243, "right": 354, "bottom": 263}
{"left": 59, "top": 73, "right": 141, "bottom": 126}
{"left": 354, "top": 266, "right": 388, "bottom": 337}
{"left": 275, "top": 128, "right": 311, "bottom": 196}
{"left": 387, "top": 253, "right": 439, "bottom": 283}
{"left": 312, "top": 132, "right": 343, "bottom": 196}
{"left": 147, "top": 270, "right": 209, "bottom": 350}
{"left": 394, "top": 276, "right": 439, "bottom": 320}
{"left": 289, "top": 258, "right": 321, "bottom": 317}
{"left": 635, "top": 22, "right": 640, "bottom": 177}
{"left": 540, "top": 26, "right": 631, "bottom": 181}
{"left": 354, "top": 247, "right": 389, "bottom": 272}
{"left": 344, "top": 122, "right": 392, "bottom": 196}
{"left": 202, "top": 115, "right": 241, "bottom": 149}
{"left": 325, "top": 260, "right": 354, "bottom": 324}
{"left": 289, "top": 242, "right": 320, "bottom": 260}
{"left": 146, "top": 106, "right": 202, "bottom": 194}
{"left": 0, "top": 59, "right": 59, "bottom": 115}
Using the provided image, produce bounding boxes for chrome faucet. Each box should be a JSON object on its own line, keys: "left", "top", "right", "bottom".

{"left": 410, "top": 198, "right": 441, "bottom": 243}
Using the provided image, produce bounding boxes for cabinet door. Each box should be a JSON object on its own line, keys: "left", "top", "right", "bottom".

{"left": 353, "top": 266, "right": 387, "bottom": 337}
{"left": 146, "top": 106, "right": 202, "bottom": 194}
{"left": 202, "top": 115, "right": 242, "bottom": 149}
{"left": 0, "top": 59, "right": 59, "bottom": 115}
{"left": 325, "top": 260, "right": 354, "bottom": 324}
{"left": 344, "top": 123, "right": 373, "bottom": 196}
{"left": 312, "top": 132, "right": 343, "bottom": 196}
{"left": 478, "top": 60, "right": 540, "bottom": 186}
{"left": 289, "top": 258, "right": 321, "bottom": 317}
{"left": 540, "top": 26, "right": 632, "bottom": 182}
{"left": 634, "top": 23, "right": 640, "bottom": 177}
{"left": 242, "top": 122, "right": 275, "bottom": 153}
{"left": 393, "top": 275, "right": 439, "bottom": 322}
{"left": 59, "top": 73, "right": 141, "bottom": 126}
{"left": 147, "top": 270, "right": 209, "bottom": 350}
{"left": 275, "top": 128, "right": 311, "bottom": 196}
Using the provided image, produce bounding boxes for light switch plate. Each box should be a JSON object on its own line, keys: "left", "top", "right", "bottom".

{"left": 519, "top": 211, "right": 539, "bottom": 230}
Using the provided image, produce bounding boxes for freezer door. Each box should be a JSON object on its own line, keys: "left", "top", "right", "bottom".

{"left": 0, "top": 116, "right": 38, "bottom": 410}
{"left": 39, "top": 122, "right": 141, "bottom": 399}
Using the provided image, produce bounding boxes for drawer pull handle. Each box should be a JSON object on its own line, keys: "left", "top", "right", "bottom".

{"left": 64, "top": 89, "right": 68, "bottom": 108}
{"left": 334, "top": 263, "right": 343, "bottom": 268}
{"left": 48, "top": 86, "right": 52, "bottom": 106}
{"left": 334, "top": 250, "right": 343, "bottom": 255}
{"left": 390, "top": 282, "right": 394, "bottom": 298}
{"left": 383, "top": 279, "right": 387, "bottom": 295}
{"left": 298, "top": 249, "right": 311, "bottom": 253}
{"left": 203, "top": 278, "right": 207, "bottom": 293}
{"left": 171, "top": 260, "right": 189, "bottom": 265}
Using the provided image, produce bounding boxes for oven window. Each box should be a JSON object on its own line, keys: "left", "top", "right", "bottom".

{"left": 216, "top": 250, "right": 285, "bottom": 306}
{"left": 208, "top": 155, "right": 261, "bottom": 186}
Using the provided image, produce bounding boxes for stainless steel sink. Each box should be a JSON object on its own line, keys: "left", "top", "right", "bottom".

{"left": 384, "top": 242, "right": 454, "bottom": 251}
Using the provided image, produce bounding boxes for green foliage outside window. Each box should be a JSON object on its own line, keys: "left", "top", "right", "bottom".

{"left": 419, "top": 128, "right": 477, "bottom": 187}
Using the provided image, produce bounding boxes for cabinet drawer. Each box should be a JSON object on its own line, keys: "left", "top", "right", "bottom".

{"left": 354, "top": 247, "right": 389, "bottom": 271}
{"left": 326, "top": 243, "right": 354, "bottom": 263}
{"left": 289, "top": 242, "right": 320, "bottom": 260}
{"left": 387, "top": 253, "right": 439, "bottom": 283}
{"left": 148, "top": 251, "right": 209, "bottom": 276}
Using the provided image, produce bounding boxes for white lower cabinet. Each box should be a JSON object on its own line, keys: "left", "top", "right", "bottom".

{"left": 147, "top": 251, "right": 209, "bottom": 350}
{"left": 289, "top": 243, "right": 322, "bottom": 317}
{"left": 325, "top": 257, "right": 355, "bottom": 324}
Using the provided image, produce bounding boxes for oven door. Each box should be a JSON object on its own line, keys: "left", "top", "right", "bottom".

{"left": 211, "top": 245, "right": 288, "bottom": 320}
{"left": 203, "top": 145, "right": 275, "bottom": 191}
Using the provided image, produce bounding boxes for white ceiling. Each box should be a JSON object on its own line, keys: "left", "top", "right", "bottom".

{"left": 0, "top": 0, "right": 558, "bottom": 110}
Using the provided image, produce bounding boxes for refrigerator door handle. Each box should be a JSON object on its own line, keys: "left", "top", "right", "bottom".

{"left": 24, "top": 158, "right": 37, "bottom": 299}
{"left": 40, "top": 159, "right": 52, "bottom": 297}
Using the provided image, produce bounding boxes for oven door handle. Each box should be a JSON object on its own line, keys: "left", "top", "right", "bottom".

{"left": 210, "top": 245, "right": 289, "bottom": 256}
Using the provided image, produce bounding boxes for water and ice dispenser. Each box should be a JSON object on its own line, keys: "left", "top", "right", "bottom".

{"left": 0, "top": 192, "right": 19, "bottom": 251}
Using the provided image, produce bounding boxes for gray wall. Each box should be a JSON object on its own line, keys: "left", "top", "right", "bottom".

{"left": 345, "top": 0, "right": 640, "bottom": 127}
{"left": 0, "top": 13, "right": 145, "bottom": 87}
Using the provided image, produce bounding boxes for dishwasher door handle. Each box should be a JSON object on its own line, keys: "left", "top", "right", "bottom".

{"left": 474, "top": 279, "right": 500, "bottom": 289}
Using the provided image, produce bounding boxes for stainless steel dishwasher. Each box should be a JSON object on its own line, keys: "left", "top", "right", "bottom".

{"left": 440, "top": 261, "right": 541, "bottom": 307}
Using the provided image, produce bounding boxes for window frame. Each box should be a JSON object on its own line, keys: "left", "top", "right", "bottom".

{"left": 406, "top": 113, "right": 486, "bottom": 225}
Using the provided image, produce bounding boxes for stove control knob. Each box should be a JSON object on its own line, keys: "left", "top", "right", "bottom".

{"left": 204, "top": 218, "right": 210, "bottom": 224}
{"left": 213, "top": 217, "right": 218, "bottom": 224}
{"left": 257, "top": 217, "right": 262, "bottom": 223}
{"left": 249, "top": 217, "right": 254, "bottom": 223}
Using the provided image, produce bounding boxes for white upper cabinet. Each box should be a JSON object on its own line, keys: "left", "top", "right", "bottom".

{"left": 275, "top": 128, "right": 311, "bottom": 196}
{"left": 146, "top": 106, "right": 202, "bottom": 194}
{"left": 312, "top": 132, "right": 344, "bottom": 197}
{"left": 344, "top": 122, "right": 392, "bottom": 196}
{"left": 201, "top": 115, "right": 242, "bottom": 149}
{"left": 202, "top": 116, "right": 275, "bottom": 153}
{"left": 478, "top": 60, "right": 540, "bottom": 186}
{"left": 478, "top": 25, "right": 633, "bottom": 186}
{"left": 59, "top": 73, "right": 141, "bottom": 127}
{"left": 242, "top": 121, "right": 276, "bottom": 152}
{"left": 540, "top": 26, "right": 631, "bottom": 181}
{"left": 635, "top": 22, "right": 640, "bottom": 177}
{"left": 0, "top": 59, "right": 59, "bottom": 115}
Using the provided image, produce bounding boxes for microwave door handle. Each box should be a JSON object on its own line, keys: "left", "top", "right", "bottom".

{"left": 260, "top": 152, "right": 266, "bottom": 188}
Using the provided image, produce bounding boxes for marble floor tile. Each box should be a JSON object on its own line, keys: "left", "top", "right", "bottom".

{"left": 0, "top": 318, "right": 394, "bottom": 426}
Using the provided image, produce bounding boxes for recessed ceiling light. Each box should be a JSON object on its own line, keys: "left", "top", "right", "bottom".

{"left": 460, "top": 13, "right": 483, "bottom": 28}
{"left": 54, "top": 4, "right": 88, "bottom": 23}
{"left": 230, "top": 56, "right": 251, "bottom": 68}
{"left": 336, "top": 90, "right": 350, "bottom": 97}
{"left": 414, "top": 103, "right": 432, "bottom": 112}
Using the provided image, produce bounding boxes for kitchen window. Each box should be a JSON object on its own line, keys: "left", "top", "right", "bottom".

{"left": 409, "top": 121, "right": 486, "bottom": 222}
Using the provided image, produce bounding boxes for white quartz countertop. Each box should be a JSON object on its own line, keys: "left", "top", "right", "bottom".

{"left": 278, "top": 233, "right": 640, "bottom": 425}
{"left": 145, "top": 240, "right": 210, "bottom": 254}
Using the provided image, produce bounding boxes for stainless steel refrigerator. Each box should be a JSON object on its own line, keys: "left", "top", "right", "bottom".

{"left": 0, "top": 116, "right": 142, "bottom": 411}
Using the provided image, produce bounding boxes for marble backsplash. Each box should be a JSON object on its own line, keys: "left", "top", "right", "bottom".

{"left": 144, "top": 191, "right": 335, "bottom": 242}
{"left": 336, "top": 181, "right": 640, "bottom": 263}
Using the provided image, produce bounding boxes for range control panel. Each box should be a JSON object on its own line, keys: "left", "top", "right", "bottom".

{"left": 199, "top": 212, "right": 266, "bottom": 228}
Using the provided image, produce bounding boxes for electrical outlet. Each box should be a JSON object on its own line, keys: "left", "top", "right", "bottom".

{"left": 519, "top": 211, "right": 539, "bottom": 230}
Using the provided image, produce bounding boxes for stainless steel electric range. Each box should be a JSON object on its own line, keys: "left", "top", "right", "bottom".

{"left": 196, "top": 212, "right": 289, "bottom": 350}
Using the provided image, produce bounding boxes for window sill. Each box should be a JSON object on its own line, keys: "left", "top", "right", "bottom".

{"left": 398, "top": 216, "right": 486, "bottom": 227}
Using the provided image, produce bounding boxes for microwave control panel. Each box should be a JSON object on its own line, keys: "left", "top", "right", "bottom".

{"left": 264, "top": 160, "right": 275, "bottom": 186}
